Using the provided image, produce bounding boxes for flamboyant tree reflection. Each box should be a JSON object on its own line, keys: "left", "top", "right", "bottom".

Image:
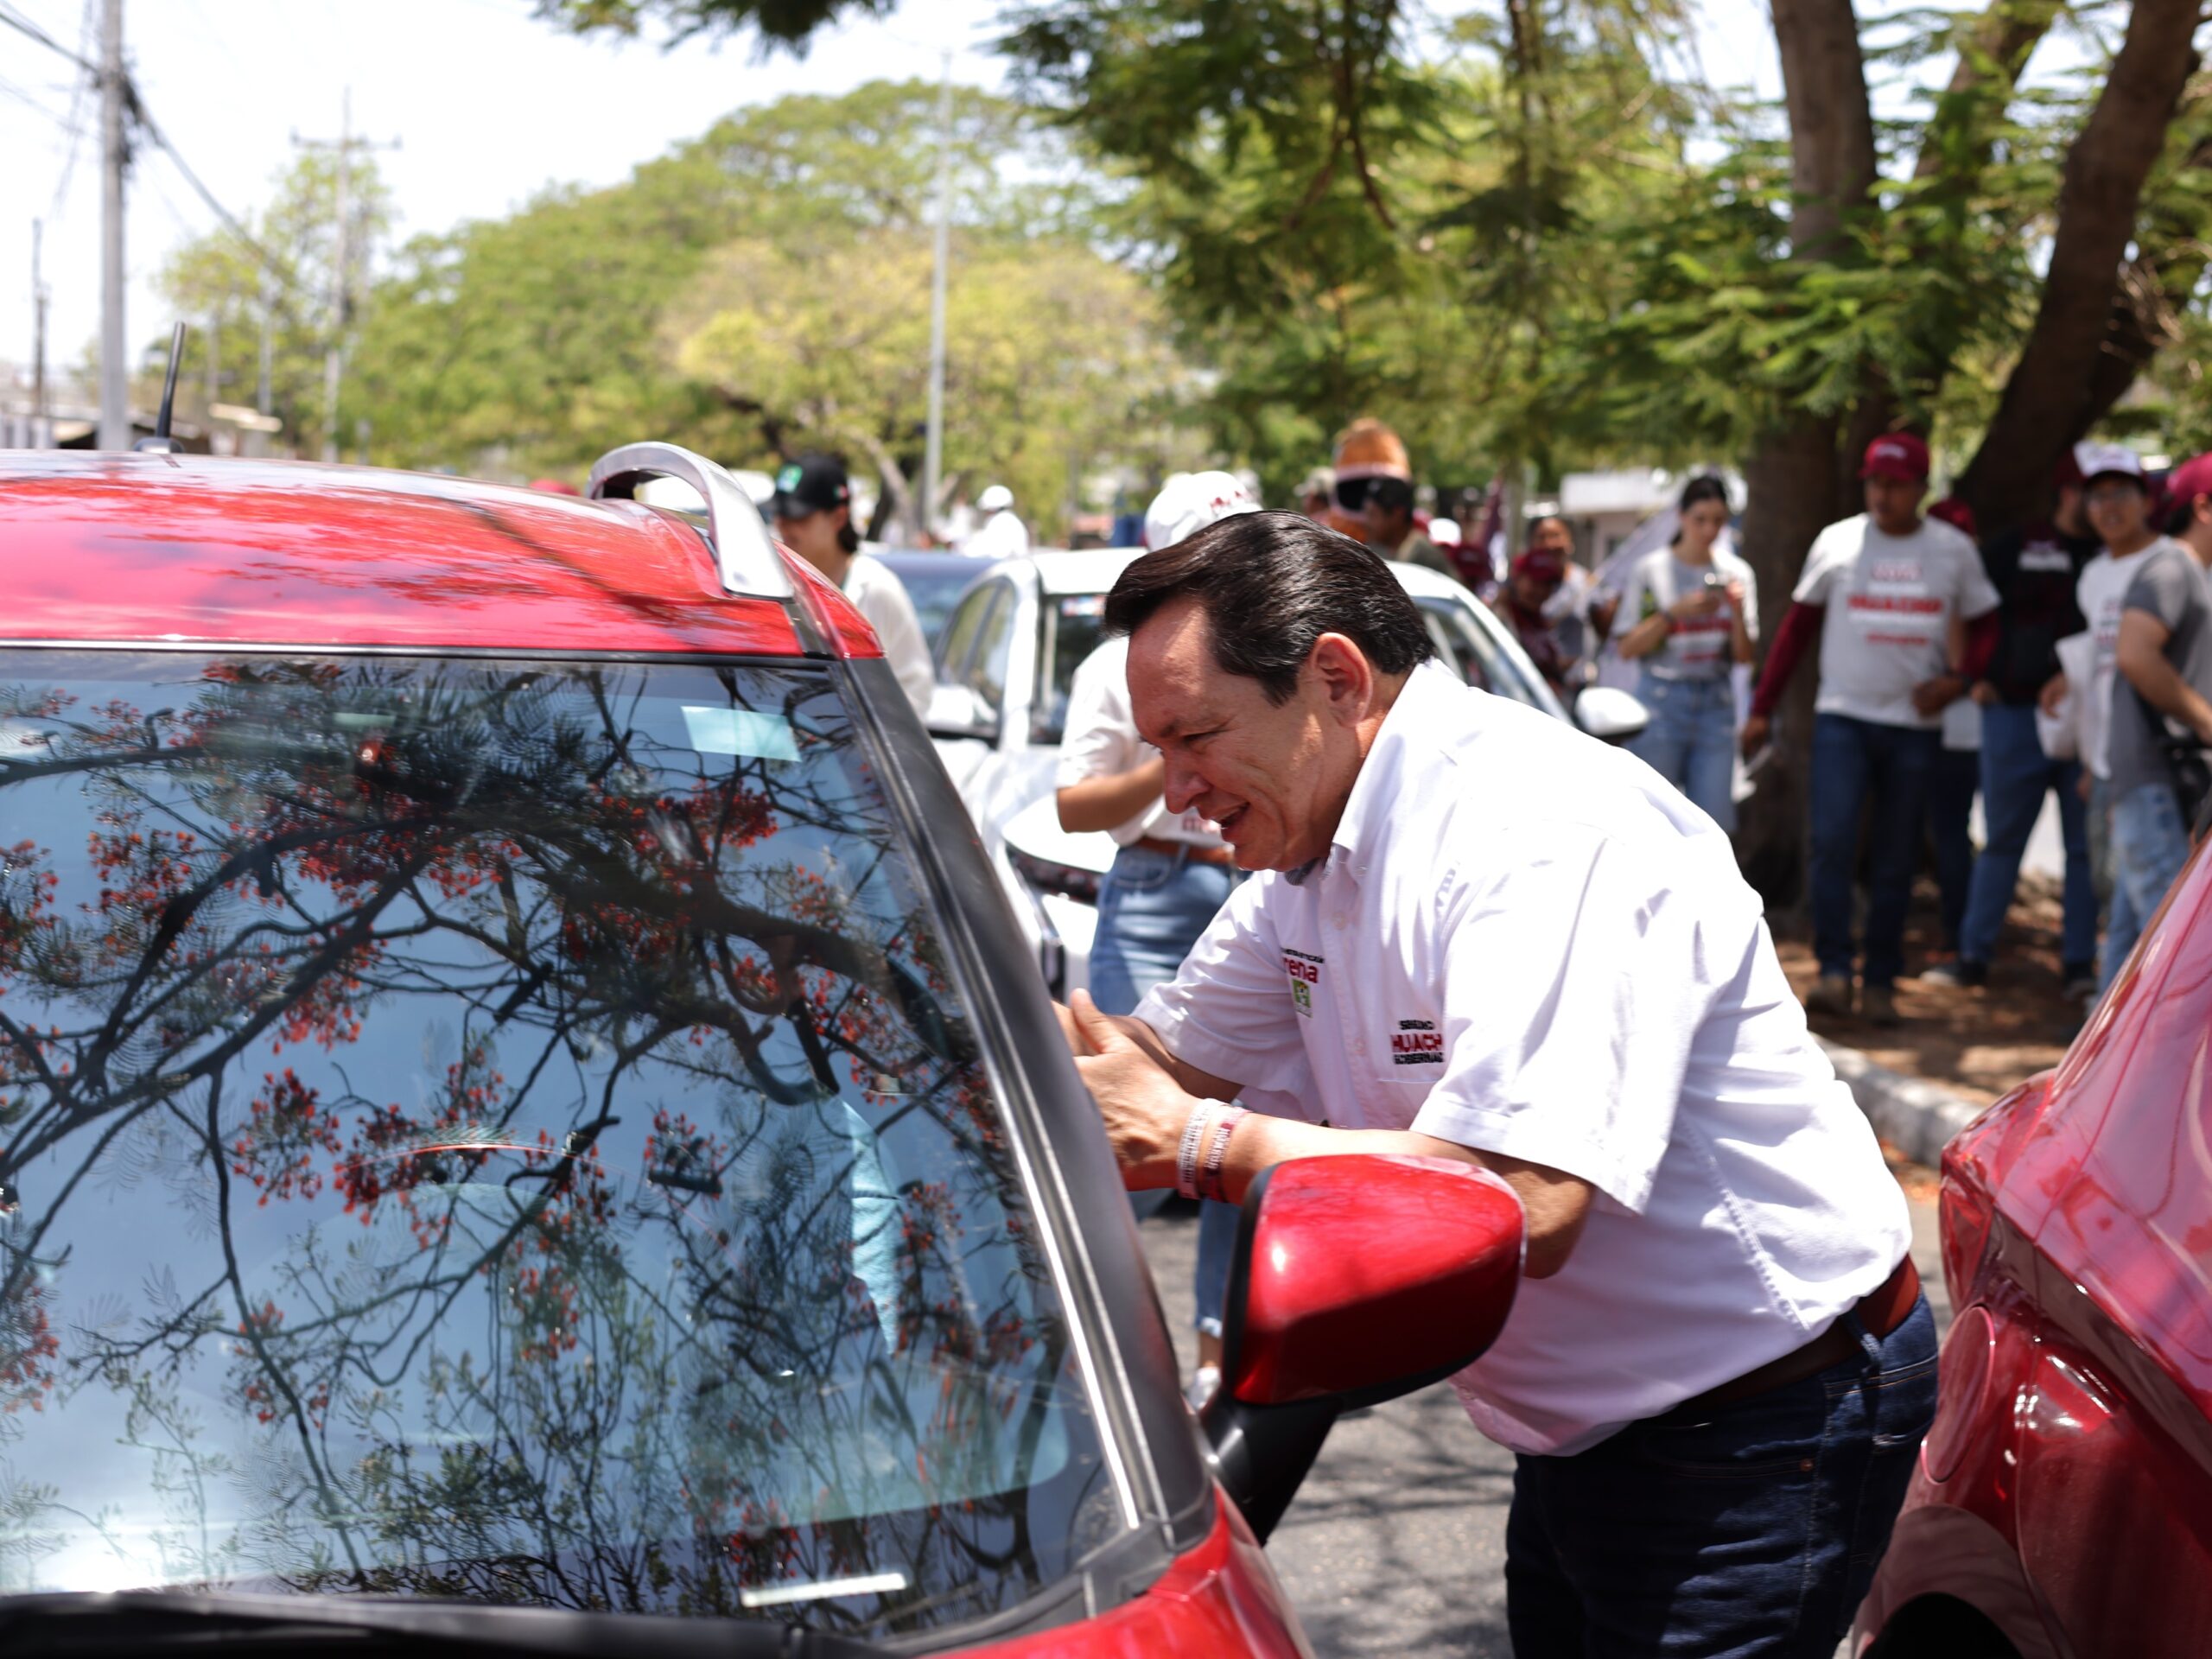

{"left": 0, "top": 654, "right": 1110, "bottom": 1633}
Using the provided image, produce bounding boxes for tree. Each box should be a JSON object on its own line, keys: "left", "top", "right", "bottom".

{"left": 533, "top": 0, "right": 886, "bottom": 51}
{"left": 157, "top": 152, "right": 394, "bottom": 460}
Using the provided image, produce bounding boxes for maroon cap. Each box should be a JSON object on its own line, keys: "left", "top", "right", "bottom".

{"left": 1927, "top": 496, "right": 1978, "bottom": 540}
{"left": 1513, "top": 548, "right": 1567, "bottom": 583}
{"left": 1859, "top": 432, "right": 1930, "bottom": 483}
{"left": 2165, "top": 453, "right": 2212, "bottom": 514}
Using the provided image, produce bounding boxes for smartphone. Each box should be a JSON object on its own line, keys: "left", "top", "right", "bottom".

{"left": 1701, "top": 569, "right": 1729, "bottom": 590}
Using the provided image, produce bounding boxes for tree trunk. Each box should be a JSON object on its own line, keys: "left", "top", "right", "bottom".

{"left": 1954, "top": 0, "right": 2201, "bottom": 532}
{"left": 1733, "top": 0, "right": 1878, "bottom": 907}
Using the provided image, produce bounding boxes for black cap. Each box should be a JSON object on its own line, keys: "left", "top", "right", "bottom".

{"left": 767, "top": 453, "right": 850, "bottom": 519}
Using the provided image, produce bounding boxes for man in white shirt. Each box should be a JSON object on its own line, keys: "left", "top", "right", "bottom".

{"left": 1062, "top": 511, "right": 1929, "bottom": 1656}
{"left": 963, "top": 484, "right": 1030, "bottom": 561}
{"left": 767, "top": 454, "right": 934, "bottom": 720}
{"left": 1739, "top": 433, "right": 1999, "bottom": 1024}
{"left": 1055, "top": 470, "right": 1260, "bottom": 1407}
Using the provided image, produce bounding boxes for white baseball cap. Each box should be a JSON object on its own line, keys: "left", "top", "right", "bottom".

{"left": 1143, "top": 470, "right": 1262, "bottom": 550}
{"left": 2074, "top": 442, "right": 2144, "bottom": 485}
{"left": 977, "top": 484, "right": 1014, "bottom": 512}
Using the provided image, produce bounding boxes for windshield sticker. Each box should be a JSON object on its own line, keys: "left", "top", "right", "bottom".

{"left": 681, "top": 704, "right": 799, "bottom": 761}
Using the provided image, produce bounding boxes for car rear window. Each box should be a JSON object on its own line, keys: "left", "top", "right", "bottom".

{"left": 0, "top": 651, "right": 1117, "bottom": 1638}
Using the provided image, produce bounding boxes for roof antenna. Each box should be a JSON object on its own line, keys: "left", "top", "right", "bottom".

{"left": 134, "top": 322, "right": 187, "bottom": 454}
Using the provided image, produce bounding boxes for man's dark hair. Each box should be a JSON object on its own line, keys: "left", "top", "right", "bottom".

{"left": 2164, "top": 493, "right": 2202, "bottom": 538}
{"left": 1103, "top": 509, "right": 1436, "bottom": 705}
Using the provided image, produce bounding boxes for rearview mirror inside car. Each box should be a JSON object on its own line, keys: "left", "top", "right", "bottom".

{"left": 1199, "top": 1154, "right": 1522, "bottom": 1541}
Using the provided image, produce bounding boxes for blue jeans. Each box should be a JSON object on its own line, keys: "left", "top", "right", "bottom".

{"left": 1958, "top": 703, "right": 2095, "bottom": 970}
{"left": 1929, "top": 746, "right": 1978, "bottom": 952}
{"left": 1506, "top": 1294, "right": 1938, "bottom": 1657}
{"left": 1090, "top": 844, "right": 1242, "bottom": 1338}
{"left": 1629, "top": 671, "right": 1739, "bottom": 833}
{"left": 2101, "top": 780, "right": 2195, "bottom": 988}
{"left": 1809, "top": 714, "right": 1940, "bottom": 987}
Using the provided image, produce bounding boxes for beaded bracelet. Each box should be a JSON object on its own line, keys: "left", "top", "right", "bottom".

{"left": 1197, "top": 1106, "right": 1248, "bottom": 1204}
{"left": 1174, "top": 1101, "right": 1214, "bottom": 1201}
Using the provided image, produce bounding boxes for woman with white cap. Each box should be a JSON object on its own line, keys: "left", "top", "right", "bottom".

{"left": 1054, "top": 470, "right": 1259, "bottom": 1406}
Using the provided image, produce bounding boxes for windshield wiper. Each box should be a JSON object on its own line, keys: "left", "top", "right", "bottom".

{"left": 0, "top": 1591, "right": 890, "bottom": 1658}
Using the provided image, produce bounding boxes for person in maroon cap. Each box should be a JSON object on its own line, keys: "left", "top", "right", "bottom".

{"left": 1491, "top": 545, "right": 1580, "bottom": 695}
{"left": 1741, "top": 433, "right": 1999, "bottom": 1024}
{"left": 1923, "top": 453, "right": 2100, "bottom": 995}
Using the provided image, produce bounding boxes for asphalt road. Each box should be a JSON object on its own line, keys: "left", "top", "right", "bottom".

{"left": 1137, "top": 1184, "right": 1947, "bottom": 1658}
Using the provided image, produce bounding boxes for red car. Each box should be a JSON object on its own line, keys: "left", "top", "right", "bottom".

{"left": 0, "top": 448, "right": 1523, "bottom": 1657}
{"left": 1856, "top": 830, "right": 2212, "bottom": 1656}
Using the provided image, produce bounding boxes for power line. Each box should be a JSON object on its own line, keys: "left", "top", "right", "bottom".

{"left": 0, "top": 1, "right": 97, "bottom": 73}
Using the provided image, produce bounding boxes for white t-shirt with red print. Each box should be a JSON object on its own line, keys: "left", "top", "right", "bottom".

{"left": 1793, "top": 513, "right": 1999, "bottom": 730}
{"left": 1615, "top": 547, "right": 1759, "bottom": 681}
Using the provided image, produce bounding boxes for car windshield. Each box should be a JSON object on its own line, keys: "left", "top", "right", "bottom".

{"left": 0, "top": 652, "right": 1116, "bottom": 1639}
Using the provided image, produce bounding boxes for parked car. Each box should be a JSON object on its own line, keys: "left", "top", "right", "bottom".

{"left": 923, "top": 548, "right": 1649, "bottom": 994}
{"left": 0, "top": 447, "right": 1527, "bottom": 1658}
{"left": 868, "top": 547, "right": 982, "bottom": 652}
{"left": 1853, "top": 836, "right": 2212, "bottom": 1657}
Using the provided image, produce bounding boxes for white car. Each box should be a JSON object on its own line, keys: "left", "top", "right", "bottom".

{"left": 925, "top": 549, "right": 1648, "bottom": 995}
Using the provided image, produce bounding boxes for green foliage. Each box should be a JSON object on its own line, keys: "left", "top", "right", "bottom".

{"left": 532, "top": 0, "right": 889, "bottom": 52}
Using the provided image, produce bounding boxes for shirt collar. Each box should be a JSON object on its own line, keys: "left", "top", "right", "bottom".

{"left": 1323, "top": 659, "right": 1460, "bottom": 879}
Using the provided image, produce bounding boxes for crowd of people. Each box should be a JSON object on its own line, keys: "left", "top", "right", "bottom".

{"left": 1294, "top": 418, "right": 2212, "bottom": 1027}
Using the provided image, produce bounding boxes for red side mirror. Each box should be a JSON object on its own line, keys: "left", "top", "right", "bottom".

{"left": 1224, "top": 1154, "right": 1523, "bottom": 1408}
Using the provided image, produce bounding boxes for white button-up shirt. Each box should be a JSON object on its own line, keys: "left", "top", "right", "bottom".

{"left": 1135, "top": 662, "right": 1910, "bottom": 1454}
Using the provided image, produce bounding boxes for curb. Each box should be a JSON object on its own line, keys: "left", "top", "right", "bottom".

{"left": 1813, "top": 1035, "right": 1989, "bottom": 1171}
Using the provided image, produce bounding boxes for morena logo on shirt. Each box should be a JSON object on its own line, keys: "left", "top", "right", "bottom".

{"left": 1866, "top": 561, "right": 1923, "bottom": 586}
{"left": 1390, "top": 1018, "right": 1445, "bottom": 1065}
{"left": 1283, "top": 948, "right": 1323, "bottom": 1017}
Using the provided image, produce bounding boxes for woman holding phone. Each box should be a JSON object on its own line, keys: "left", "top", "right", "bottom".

{"left": 1613, "top": 475, "right": 1759, "bottom": 830}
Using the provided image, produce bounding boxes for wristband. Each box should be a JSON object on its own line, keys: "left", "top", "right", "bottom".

{"left": 1175, "top": 1101, "right": 1214, "bottom": 1201}
{"left": 1198, "top": 1106, "right": 1248, "bottom": 1203}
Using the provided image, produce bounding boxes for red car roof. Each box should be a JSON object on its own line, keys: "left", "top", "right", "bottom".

{"left": 0, "top": 453, "right": 874, "bottom": 659}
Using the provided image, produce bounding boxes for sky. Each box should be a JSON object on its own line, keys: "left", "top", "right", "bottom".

{"left": 0, "top": 0, "right": 1812, "bottom": 398}
{"left": 0, "top": 0, "right": 1009, "bottom": 385}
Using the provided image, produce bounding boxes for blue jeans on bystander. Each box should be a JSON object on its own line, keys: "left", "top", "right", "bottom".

{"left": 1090, "top": 842, "right": 1241, "bottom": 1338}
{"left": 1629, "top": 671, "right": 1739, "bottom": 834}
{"left": 2101, "top": 779, "right": 2195, "bottom": 988}
{"left": 1809, "top": 714, "right": 1940, "bottom": 988}
{"left": 1958, "top": 703, "right": 2096, "bottom": 972}
{"left": 1505, "top": 1294, "right": 1939, "bottom": 1657}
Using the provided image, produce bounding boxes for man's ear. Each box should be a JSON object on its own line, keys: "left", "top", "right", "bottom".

{"left": 1306, "top": 633, "right": 1376, "bottom": 725}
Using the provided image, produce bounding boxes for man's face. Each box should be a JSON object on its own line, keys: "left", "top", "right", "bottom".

{"left": 1529, "top": 518, "right": 1573, "bottom": 557}
{"left": 772, "top": 505, "right": 848, "bottom": 575}
{"left": 2084, "top": 476, "right": 2150, "bottom": 549}
{"left": 1363, "top": 495, "right": 1413, "bottom": 548}
{"left": 1126, "top": 596, "right": 1361, "bottom": 872}
{"left": 1862, "top": 474, "right": 1926, "bottom": 535}
{"left": 1511, "top": 570, "right": 1563, "bottom": 612}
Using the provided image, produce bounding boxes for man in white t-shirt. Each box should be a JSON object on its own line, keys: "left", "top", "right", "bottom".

{"left": 1055, "top": 470, "right": 1262, "bottom": 1407}
{"left": 962, "top": 484, "right": 1030, "bottom": 561}
{"left": 767, "top": 454, "right": 934, "bottom": 719}
{"left": 1741, "top": 433, "right": 1999, "bottom": 1024}
{"left": 1059, "top": 510, "right": 1928, "bottom": 1656}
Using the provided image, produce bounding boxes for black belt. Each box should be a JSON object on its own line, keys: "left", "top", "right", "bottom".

{"left": 1669, "top": 1255, "right": 1921, "bottom": 1419}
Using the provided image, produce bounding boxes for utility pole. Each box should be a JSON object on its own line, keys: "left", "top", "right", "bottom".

{"left": 921, "top": 53, "right": 952, "bottom": 543}
{"left": 294, "top": 90, "right": 397, "bottom": 463}
{"left": 31, "top": 219, "right": 49, "bottom": 448}
{"left": 98, "top": 0, "right": 130, "bottom": 450}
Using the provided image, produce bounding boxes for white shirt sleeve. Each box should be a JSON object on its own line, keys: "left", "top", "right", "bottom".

{"left": 1054, "top": 643, "right": 1138, "bottom": 789}
{"left": 854, "top": 566, "right": 937, "bottom": 721}
{"left": 1792, "top": 523, "right": 1847, "bottom": 607}
{"left": 1955, "top": 536, "right": 2001, "bottom": 620}
{"left": 1732, "top": 554, "right": 1762, "bottom": 642}
{"left": 1132, "top": 877, "right": 1317, "bottom": 1099}
{"left": 1407, "top": 823, "right": 1726, "bottom": 1214}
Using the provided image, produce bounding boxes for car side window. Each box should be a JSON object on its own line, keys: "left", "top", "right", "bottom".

{"left": 963, "top": 582, "right": 1016, "bottom": 714}
{"left": 1419, "top": 597, "right": 1551, "bottom": 708}
{"left": 937, "top": 584, "right": 995, "bottom": 682}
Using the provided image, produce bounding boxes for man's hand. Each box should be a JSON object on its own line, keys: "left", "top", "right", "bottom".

{"left": 1971, "top": 679, "right": 1999, "bottom": 708}
{"left": 1068, "top": 992, "right": 1199, "bottom": 1190}
{"left": 2038, "top": 671, "right": 2069, "bottom": 717}
{"left": 1738, "top": 712, "right": 1770, "bottom": 759}
{"left": 1911, "top": 674, "right": 1967, "bottom": 717}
